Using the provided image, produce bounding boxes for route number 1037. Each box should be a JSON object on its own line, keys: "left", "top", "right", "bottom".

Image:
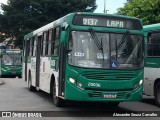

{"left": 83, "top": 18, "right": 98, "bottom": 26}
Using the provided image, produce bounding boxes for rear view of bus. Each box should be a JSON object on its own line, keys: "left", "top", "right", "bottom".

{"left": 143, "top": 24, "right": 160, "bottom": 107}
{"left": 0, "top": 49, "right": 22, "bottom": 78}
{"left": 23, "top": 12, "right": 144, "bottom": 107}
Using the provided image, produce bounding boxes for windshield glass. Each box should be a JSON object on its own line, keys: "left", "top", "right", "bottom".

{"left": 2, "top": 54, "right": 22, "bottom": 66}
{"left": 68, "top": 31, "right": 143, "bottom": 69}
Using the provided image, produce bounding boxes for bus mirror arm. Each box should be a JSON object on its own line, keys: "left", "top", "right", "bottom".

{"left": 66, "top": 49, "right": 72, "bottom": 53}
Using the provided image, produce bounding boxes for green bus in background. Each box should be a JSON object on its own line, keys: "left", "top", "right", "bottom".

{"left": 0, "top": 49, "right": 22, "bottom": 78}
{"left": 143, "top": 24, "right": 160, "bottom": 107}
{"left": 23, "top": 12, "right": 144, "bottom": 107}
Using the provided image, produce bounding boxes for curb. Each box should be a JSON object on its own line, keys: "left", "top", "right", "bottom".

{"left": 0, "top": 81, "right": 4, "bottom": 86}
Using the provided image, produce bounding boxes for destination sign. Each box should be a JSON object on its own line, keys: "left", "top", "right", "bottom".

{"left": 73, "top": 14, "right": 142, "bottom": 30}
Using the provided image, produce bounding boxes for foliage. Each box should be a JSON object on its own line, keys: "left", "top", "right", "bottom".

{"left": 0, "top": 0, "right": 96, "bottom": 48}
{"left": 117, "top": 0, "right": 160, "bottom": 25}
{"left": 0, "top": 34, "right": 9, "bottom": 43}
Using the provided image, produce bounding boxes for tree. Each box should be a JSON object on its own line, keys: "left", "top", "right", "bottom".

{"left": 117, "top": 0, "right": 160, "bottom": 25}
{"left": 0, "top": 0, "right": 96, "bottom": 48}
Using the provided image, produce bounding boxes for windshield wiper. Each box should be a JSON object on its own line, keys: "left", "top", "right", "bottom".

{"left": 116, "top": 29, "right": 130, "bottom": 57}
{"left": 117, "top": 29, "right": 129, "bottom": 50}
{"left": 89, "top": 28, "right": 104, "bottom": 61}
{"left": 89, "top": 28, "right": 102, "bottom": 50}
{"left": 101, "top": 38, "right": 104, "bottom": 61}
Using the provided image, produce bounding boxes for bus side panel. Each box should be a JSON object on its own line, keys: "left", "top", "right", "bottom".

{"left": 144, "top": 67, "right": 159, "bottom": 96}
{"left": 144, "top": 57, "right": 160, "bottom": 96}
{"left": 50, "top": 57, "right": 59, "bottom": 96}
{"left": 22, "top": 63, "right": 25, "bottom": 80}
{"left": 30, "top": 57, "right": 36, "bottom": 87}
{"left": 39, "top": 57, "right": 51, "bottom": 93}
{"left": 27, "top": 62, "right": 32, "bottom": 82}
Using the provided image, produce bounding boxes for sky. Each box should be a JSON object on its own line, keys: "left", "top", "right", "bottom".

{"left": 95, "top": 0, "right": 127, "bottom": 14}
{"left": 0, "top": 0, "right": 127, "bottom": 14}
{"left": 0, "top": 0, "right": 7, "bottom": 5}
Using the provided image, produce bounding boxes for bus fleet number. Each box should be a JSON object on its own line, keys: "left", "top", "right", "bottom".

{"left": 88, "top": 82, "right": 101, "bottom": 87}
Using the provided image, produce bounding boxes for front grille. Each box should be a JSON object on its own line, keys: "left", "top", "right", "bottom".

{"left": 92, "top": 91, "right": 102, "bottom": 98}
{"left": 117, "top": 92, "right": 129, "bottom": 99}
{"left": 81, "top": 71, "right": 136, "bottom": 80}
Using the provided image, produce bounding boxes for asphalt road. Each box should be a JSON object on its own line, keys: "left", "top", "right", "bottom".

{"left": 0, "top": 78, "right": 159, "bottom": 119}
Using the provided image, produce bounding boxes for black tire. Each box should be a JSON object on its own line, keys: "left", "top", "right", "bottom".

{"left": 28, "top": 72, "right": 35, "bottom": 92}
{"left": 107, "top": 102, "right": 120, "bottom": 107}
{"left": 18, "top": 75, "right": 22, "bottom": 78}
{"left": 53, "top": 82, "right": 65, "bottom": 107}
{"left": 155, "top": 82, "right": 160, "bottom": 107}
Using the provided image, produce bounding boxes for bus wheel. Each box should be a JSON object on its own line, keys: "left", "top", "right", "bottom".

{"left": 107, "top": 102, "right": 120, "bottom": 107}
{"left": 18, "top": 75, "right": 22, "bottom": 78}
{"left": 155, "top": 83, "right": 160, "bottom": 107}
{"left": 28, "top": 73, "right": 35, "bottom": 92}
{"left": 53, "top": 82, "right": 64, "bottom": 107}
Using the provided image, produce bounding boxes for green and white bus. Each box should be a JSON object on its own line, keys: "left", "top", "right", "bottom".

{"left": 143, "top": 23, "right": 160, "bottom": 107}
{"left": 23, "top": 12, "right": 144, "bottom": 107}
{"left": 0, "top": 49, "right": 22, "bottom": 78}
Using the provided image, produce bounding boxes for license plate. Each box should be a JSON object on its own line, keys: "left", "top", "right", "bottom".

{"left": 103, "top": 94, "right": 117, "bottom": 98}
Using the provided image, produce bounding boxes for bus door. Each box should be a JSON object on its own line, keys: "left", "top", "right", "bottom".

{"left": 35, "top": 34, "right": 42, "bottom": 88}
{"left": 58, "top": 30, "right": 67, "bottom": 97}
{"left": 24, "top": 40, "right": 30, "bottom": 81}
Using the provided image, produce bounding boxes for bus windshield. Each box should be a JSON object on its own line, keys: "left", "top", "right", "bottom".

{"left": 2, "top": 54, "right": 22, "bottom": 66}
{"left": 68, "top": 31, "right": 143, "bottom": 69}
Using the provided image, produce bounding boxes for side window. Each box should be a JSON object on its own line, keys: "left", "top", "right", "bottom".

{"left": 23, "top": 39, "right": 30, "bottom": 57}
{"left": 45, "top": 31, "right": 49, "bottom": 56}
{"left": 23, "top": 40, "right": 26, "bottom": 57}
{"left": 32, "top": 37, "right": 35, "bottom": 56}
{"left": 29, "top": 38, "right": 32, "bottom": 56}
{"left": 33, "top": 37, "right": 37, "bottom": 56}
{"left": 42, "top": 32, "right": 47, "bottom": 56}
{"left": 41, "top": 34, "right": 44, "bottom": 56}
{"left": 53, "top": 27, "right": 60, "bottom": 56}
{"left": 148, "top": 32, "right": 160, "bottom": 56}
{"left": 29, "top": 37, "right": 34, "bottom": 56}
{"left": 51, "top": 29, "right": 56, "bottom": 55}
{"left": 27, "top": 40, "right": 30, "bottom": 57}
{"left": 48, "top": 29, "right": 53, "bottom": 56}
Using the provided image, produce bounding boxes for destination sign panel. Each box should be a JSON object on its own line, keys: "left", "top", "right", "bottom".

{"left": 73, "top": 14, "right": 142, "bottom": 30}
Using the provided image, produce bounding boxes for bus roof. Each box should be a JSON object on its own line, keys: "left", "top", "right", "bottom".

{"left": 80, "top": 12, "right": 140, "bottom": 19}
{"left": 143, "top": 23, "right": 160, "bottom": 32}
{"left": 24, "top": 12, "right": 142, "bottom": 40}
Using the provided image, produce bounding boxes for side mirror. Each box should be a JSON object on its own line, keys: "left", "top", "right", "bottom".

{"left": 66, "top": 49, "right": 72, "bottom": 53}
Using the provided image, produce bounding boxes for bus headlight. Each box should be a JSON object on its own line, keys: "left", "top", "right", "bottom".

{"left": 69, "top": 78, "right": 75, "bottom": 84}
{"left": 139, "top": 79, "right": 143, "bottom": 85}
{"left": 134, "top": 79, "right": 143, "bottom": 90}
{"left": 69, "top": 78, "right": 83, "bottom": 90}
